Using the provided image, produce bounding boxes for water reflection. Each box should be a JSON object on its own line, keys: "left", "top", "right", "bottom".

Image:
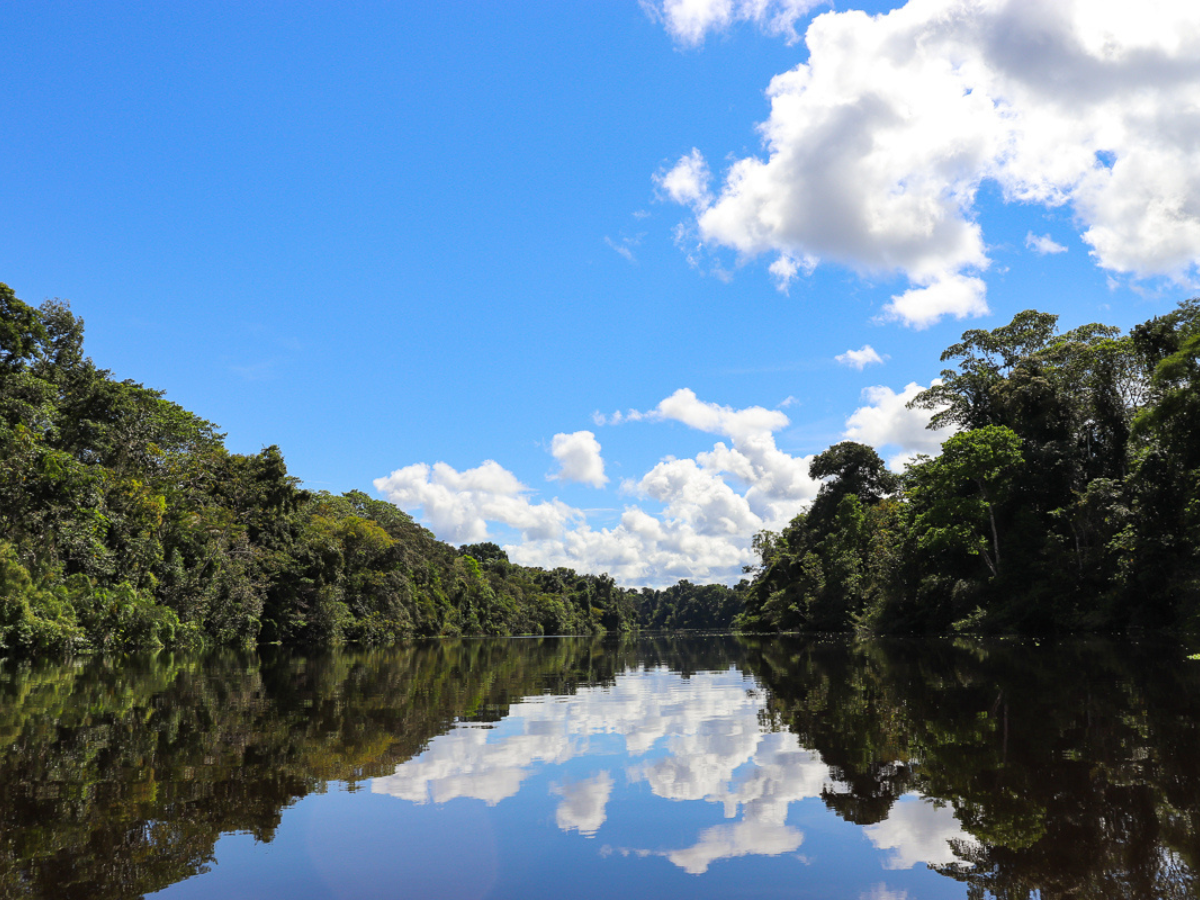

{"left": 0, "top": 635, "right": 1197, "bottom": 899}
{"left": 371, "top": 665, "right": 843, "bottom": 874}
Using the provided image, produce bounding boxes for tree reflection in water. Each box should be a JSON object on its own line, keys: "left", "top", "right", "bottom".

{"left": 0, "top": 635, "right": 1197, "bottom": 899}
{"left": 744, "top": 636, "right": 1200, "bottom": 899}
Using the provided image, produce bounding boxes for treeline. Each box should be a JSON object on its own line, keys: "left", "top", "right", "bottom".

{"left": 9, "top": 279, "right": 1196, "bottom": 651}
{"left": 740, "top": 302, "right": 1200, "bottom": 634}
{"left": 0, "top": 283, "right": 737, "bottom": 656}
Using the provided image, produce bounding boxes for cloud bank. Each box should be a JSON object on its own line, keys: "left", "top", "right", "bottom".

{"left": 377, "top": 384, "right": 949, "bottom": 587}
{"left": 658, "top": 0, "right": 1200, "bottom": 325}
{"left": 373, "top": 666, "right": 975, "bottom": 874}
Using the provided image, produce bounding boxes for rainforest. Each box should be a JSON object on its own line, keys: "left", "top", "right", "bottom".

{"left": 2, "top": 281, "right": 1199, "bottom": 656}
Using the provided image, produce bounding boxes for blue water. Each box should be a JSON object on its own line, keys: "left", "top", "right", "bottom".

{"left": 154, "top": 665, "right": 968, "bottom": 900}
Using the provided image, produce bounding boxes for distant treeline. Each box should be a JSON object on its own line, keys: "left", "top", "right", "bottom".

{"left": 740, "top": 301, "right": 1200, "bottom": 634}
{"left": 0, "top": 283, "right": 739, "bottom": 655}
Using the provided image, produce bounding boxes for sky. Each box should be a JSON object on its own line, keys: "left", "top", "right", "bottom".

{"left": 3, "top": 0, "right": 1200, "bottom": 587}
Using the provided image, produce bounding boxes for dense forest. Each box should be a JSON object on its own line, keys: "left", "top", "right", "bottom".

{"left": 0, "top": 283, "right": 739, "bottom": 656}
{"left": 740, "top": 302, "right": 1200, "bottom": 634}
{"left": 4, "top": 280, "right": 1200, "bottom": 655}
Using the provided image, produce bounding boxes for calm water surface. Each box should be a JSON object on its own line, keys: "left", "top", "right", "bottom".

{"left": 1, "top": 635, "right": 1198, "bottom": 899}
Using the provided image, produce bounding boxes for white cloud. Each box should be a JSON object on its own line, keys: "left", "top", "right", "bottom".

{"left": 1025, "top": 231, "right": 1068, "bottom": 255}
{"left": 666, "top": 818, "right": 804, "bottom": 874}
{"left": 592, "top": 408, "right": 648, "bottom": 427}
{"left": 552, "top": 771, "right": 614, "bottom": 837}
{"left": 843, "top": 381, "right": 956, "bottom": 471}
{"left": 374, "top": 668, "right": 792, "bottom": 807}
{"left": 605, "top": 236, "right": 637, "bottom": 263}
{"left": 549, "top": 430, "right": 608, "bottom": 488}
{"left": 882, "top": 274, "right": 989, "bottom": 330}
{"left": 370, "top": 662, "right": 983, "bottom": 880}
{"left": 512, "top": 389, "right": 823, "bottom": 585}
{"left": 373, "top": 460, "right": 580, "bottom": 544}
{"left": 768, "top": 253, "right": 816, "bottom": 292}
{"left": 656, "top": 149, "right": 713, "bottom": 210}
{"left": 863, "top": 796, "right": 977, "bottom": 870}
{"left": 370, "top": 721, "right": 574, "bottom": 806}
{"left": 385, "top": 387, "right": 947, "bottom": 586}
{"left": 654, "top": 387, "right": 790, "bottom": 441}
{"left": 644, "top": 0, "right": 826, "bottom": 47}
{"left": 663, "top": 0, "right": 1200, "bottom": 324}
{"left": 373, "top": 665, "right": 839, "bottom": 873}
{"left": 836, "top": 344, "right": 886, "bottom": 370}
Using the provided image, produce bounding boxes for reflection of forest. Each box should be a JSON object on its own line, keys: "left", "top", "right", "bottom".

{"left": 742, "top": 637, "right": 1200, "bottom": 899}
{"left": 1, "top": 637, "right": 1198, "bottom": 899}
{"left": 0, "top": 636, "right": 742, "bottom": 900}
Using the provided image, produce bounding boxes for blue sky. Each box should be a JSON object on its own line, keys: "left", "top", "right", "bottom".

{"left": 4, "top": 0, "right": 1198, "bottom": 585}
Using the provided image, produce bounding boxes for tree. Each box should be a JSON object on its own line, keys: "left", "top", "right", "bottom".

{"left": 0, "top": 282, "right": 46, "bottom": 373}
{"left": 908, "top": 426, "right": 1025, "bottom": 578}
{"left": 909, "top": 310, "right": 1060, "bottom": 432}
{"left": 806, "top": 441, "right": 898, "bottom": 530}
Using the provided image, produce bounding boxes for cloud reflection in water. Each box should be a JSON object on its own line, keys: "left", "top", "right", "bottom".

{"left": 371, "top": 667, "right": 970, "bottom": 875}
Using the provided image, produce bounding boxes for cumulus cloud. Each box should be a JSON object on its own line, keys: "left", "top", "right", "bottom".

{"left": 373, "top": 460, "right": 580, "bottom": 544}
{"left": 863, "top": 796, "right": 977, "bottom": 870}
{"left": 597, "top": 388, "right": 788, "bottom": 441}
{"left": 882, "top": 275, "right": 988, "bottom": 330}
{"left": 656, "top": 388, "right": 790, "bottom": 440}
{"left": 386, "top": 384, "right": 968, "bottom": 585}
{"left": 1026, "top": 232, "right": 1068, "bottom": 255}
{"left": 374, "top": 667, "right": 801, "bottom": 809}
{"left": 515, "top": 389, "right": 822, "bottom": 585}
{"left": 836, "top": 344, "right": 886, "bottom": 370}
{"left": 662, "top": 0, "right": 1200, "bottom": 324}
{"left": 374, "top": 665, "right": 839, "bottom": 873}
{"left": 843, "top": 381, "right": 956, "bottom": 471}
{"left": 549, "top": 430, "right": 608, "bottom": 488}
{"left": 371, "top": 662, "right": 980, "bottom": 877}
{"left": 644, "top": 0, "right": 825, "bottom": 47}
{"left": 667, "top": 818, "right": 804, "bottom": 874}
{"left": 656, "top": 149, "right": 713, "bottom": 210}
{"left": 768, "top": 253, "right": 816, "bottom": 292}
{"left": 552, "top": 771, "right": 614, "bottom": 837}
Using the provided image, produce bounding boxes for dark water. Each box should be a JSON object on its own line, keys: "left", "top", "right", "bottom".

{"left": 1, "top": 636, "right": 1198, "bottom": 899}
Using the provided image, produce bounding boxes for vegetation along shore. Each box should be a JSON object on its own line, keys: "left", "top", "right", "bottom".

{"left": 3, "top": 281, "right": 1199, "bottom": 656}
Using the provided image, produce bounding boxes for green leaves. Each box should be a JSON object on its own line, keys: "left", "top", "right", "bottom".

{"left": 0, "top": 282, "right": 47, "bottom": 374}
{"left": 909, "top": 425, "right": 1024, "bottom": 577}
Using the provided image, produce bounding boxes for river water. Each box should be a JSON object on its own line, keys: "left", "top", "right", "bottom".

{"left": 1, "top": 635, "right": 1197, "bottom": 899}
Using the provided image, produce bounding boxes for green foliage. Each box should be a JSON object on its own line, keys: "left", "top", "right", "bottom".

{"left": 0, "top": 283, "right": 668, "bottom": 657}
{"left": 908, "top": 425, "right": 1024, "bottom": 578}
{"left": 637, "top": 580, "right": 743, "bottom": 631}
{"left": 0, "top": 542, "right": 82, "bottom": 654}
{"left": 744, "top": 301, "right": 1200, "bottom": 635}
{"left": 8, "top": 278, "right": 1200, "bottom": 648}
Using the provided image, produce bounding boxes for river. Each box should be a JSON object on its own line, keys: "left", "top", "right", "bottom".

{"left": 1, "top": 634, "right": 1196, "bottom": 899}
